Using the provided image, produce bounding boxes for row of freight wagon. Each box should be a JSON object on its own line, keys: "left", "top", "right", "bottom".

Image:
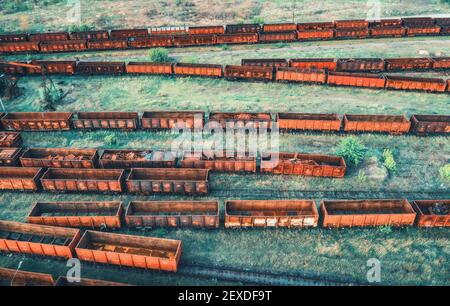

{"left": 2, "top": 59, "right": 449, "bottom": 94}
{"left": 1, "top": 17, "right": 449, "bottom": 54}
{"left": 0, "top": 267, "right": 128, "bottom": 286}
{"left": 0, "top": 198, "right": 448, "bottom": 273}
{"left": 0, "top": 112, "right": 448, "bottom": 135}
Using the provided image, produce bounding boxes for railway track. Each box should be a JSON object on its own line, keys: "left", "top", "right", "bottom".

{"left": 178, "top": 263, "right": 357, "bottom": 286}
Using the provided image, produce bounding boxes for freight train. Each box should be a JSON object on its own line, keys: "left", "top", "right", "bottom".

{"left": 1, "top": 58, "right": 449, "bottom": 94}
{"left": 0, "top": 17, "right": 449, "bottom": 54}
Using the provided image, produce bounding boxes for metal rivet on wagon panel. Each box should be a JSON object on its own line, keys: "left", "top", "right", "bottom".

{"left": 225, "top": 200, "right": 319, "bottom": 228}
{"left": 125, "top": 200, "right": 220, "bottom": 228}
{"left": 0, "top": 220, "right": 81, "bottom": 259}
{"left": 27, "top": 201, "right": 123, "bottom": 229}
{"left": 0, "top": 267, "right": 56, "bottom": 286}
{"left": 19, "top": 148, "right": 99, "bottom": 169}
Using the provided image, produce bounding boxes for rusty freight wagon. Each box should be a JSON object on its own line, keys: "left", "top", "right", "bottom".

{"left": 289, "top": 58, "right": 337, "bottom": 70}
{"left": 297, "top": 22, "right": 335, "bottom": 31}
{"left": 432, "top": 57, "right": 450, "bottom": 69}
{"left": 73, "top": 112, "right": 138, "bottom": 130}
{"left": 141, "top": 111, "right": 204, "bottom": 130}
{"left": 125, "top": 201, "right": 220, "bottom": 228}
{"left": 0, "top": 42, "right": 40, "bottom": 53}
{"left": 225, "top": 200, "right": 319, "bottom": 228}
{"left": 0, "top": 267, "right": 55, "bottom": 286}
{"left": 275, "top": 67, "right": 327, "bottom": 84}
{"left": 370, "top": 19, "right": 403, "bottom": 27}
{"left": 410, "top": 115, "right": 450, "bottom": 134}
{"left": 1, "top": 112, "right": 72, "bottom": 131}
{"left": 335, "top": 20, "right": 369, "bottom": 28}
{"left": 0, "top": 62, "right": 26, "bottom": 75}
{"left": 29, "top": 32, "right": 69, "bottom": 41}
{"left": 0, "top": 148, "right": 21, "bottom": 166}
{"left": 20, "top": 148, "right": 98, "bottom": 168}
{"left": 26, "top": 60, "right": 76, "bottom": 75}
{"left": 0, "top": 33, "right": 28, "bottom": 42}
{"left": 99, "top": 149, "right": 176, "bottom": 169}
{"left": 0, "top": 220, "right": 81, "bottom": 259}
{"left": 208, "top": 112, "right": 272, "bottom": 130}
{"left": 75, "top": 231, "right": 182, "bottom": 272}
{"left": 336, "top": 58, "right": 385, "bottom": 72}
{"left": 385, "top": 58, "right": 433, "bottom": 71}
{"left": 276, "top": 113, "right": 341, "bottom": 132}
{"left": 385, "top": 75, "right": 447, "bottom": 92}
{"left": 402, "top": 17, "right": 435, "bottom": 27}
{"left": 0, "top": 132, "right": 22, "bottom": 147}
{"left": 406, "top": 26, "right": 441, "bottom": 36}
{"left": 39, "top": 40, "right": 87, "bottom": 53}
{"left": 297, "top": 29, "right": 335, "bottom": 40}
{"left": 335, "top": 27, "right": 369, "bottom": 39}
{"left": 28, "top": 201, "right": 123, "bottom": 229}
{"left": 0, "top": 167, "right": 44, "bottom": 191}
{"left": 55, "top": 276, "right": 128, "bottom": 286}
{"left": 87, "top": 39, "right": 129, "bottom": 50}
{"left": 327, "top": 72, "right": 386, "bottom": 88}
{"left": 320, "top": 199, "right": 416, "bottom": 228}
{"left": 224, "top": 65, "right": 274, "bottom": 81}
{"left": 258, "top": 32, "right": 297, "bottom": 42}
{"left": 343, "top": 114, "right": 411, "bottom": 134}
{"left": 369, "top": 26, "right": 406, "bottom": 37}
{"left": 260, "top": 153, "right": 346, "bottom": 178}
{"left": 180, "top": 151, "right": 256, "bottom": 172}
{"left": 263, "top": 23, "right": 297, "bottom": 32}
{"left": 173, "top": 63, "right": 223, "bottom": 77}
{"left": 40, "top": 168, "right": 125, "bottom": 193}
{"left": 125, "top": 62, "right": 173, "bottom": 74}
{"left": 128, "top": 36, "right": 173, "bottom": 48}
{"left": 188, "top": 26, "right": 225, "bottom": 35}
{"left": 241, "top": 59, "right": 288, "bottom": 67}
{"left": 225, "top": 24, "right": 261, "bottom": 34}
{"left": 173, "top": 34, "right": 217, "bottom": 47}
{"left": 76, "top": 62, "right": 126, "bottom": 75}
{"left": 110, "top": 29, "right": 148, "bottom": 39}
{"left": 216, "top": 33, "right": 258, "bottom": 44}
{"left": 149, "top": 26, "right": 188, "bottom": 35}
{"left": 69, "top": 30, "right": 109, "bottom": 40}
{"left": 125, "top": 168, "right": 209, "bottom": 195}
{"left": 412, "top": 200, "right": 449, "bottom": 227}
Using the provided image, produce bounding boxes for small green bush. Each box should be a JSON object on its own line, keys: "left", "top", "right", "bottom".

{"left": 439, "top": 164, "right": 450, "bottom": 182}
{"left": 378, "top": 225, "right": 392, "bottom": 234}
{"left": 68, "top": 24, "right": 94, "bottom": 32}
{"left": 149, "top": 48, "right": 173, "bottom": 62}
{"left": 336, "top": 136, "right": 367, "bottom": 166}
{"left": 104, "top": 134, "right": 117, "bottom": 146}
{"left": 3, "top": 1, "right": 32, "bottom": 14}
{"left": 382, "top": 149, "right": 397, "bottom": 173}
{"left": 357, "top": 170, "right": 367, "bottom": 183}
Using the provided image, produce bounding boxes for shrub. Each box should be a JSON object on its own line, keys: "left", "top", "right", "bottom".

{"left": 3, "top": 1, "right": 32, "bottom": 14}
{"left": 149, "top": 48, "right": 173, "bottom": 62}
{"left": 439, "top": 164, "right": 450, "bottom": 182}
{"left": 104, "top": 134, "right": 117, "bottom": 146}
{"left": 336, "top": 136, "right": 367, "bottom": 166}
{"left": 357, "top": 170, "right": 367, "bottom": 183}
{"left": 68, "top": 24, "right": 94, "bottom": 32}
{"left": 378, "top": 225, "right": 392, "bottom": 234}
{"left": 382, "top": 149, "right": 397, "bottom": 173}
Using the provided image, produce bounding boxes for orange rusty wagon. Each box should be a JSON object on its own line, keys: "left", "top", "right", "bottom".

{"left": 87, "top": 39, "right": 128, "bottom": 50}
{"left": 412, "top": 200, "right": 449, "bottom": 227}
{"left": 0, "top": 42, "right": 47, "bottom": 53}
{"left": 0, "top": 147, "right": 21, "bottom": 166}
{"left": 224, "top": 65, "right": 273, "bottom": 81}
{"left": 0, "top": 132, "right": 22, "bottom": 147}
{"left": 241, "top": 59, "right": 288, "bottom": 67}
{"left": 320, "top": 199, "right": 416, "bottom": 228}
{"left": 226, "top": 24, "right": 261, "bottom": 34}
{"left": 39, "top": 40, "right": 87, "bottom": 53}
{"left": 369, "top": 19, "right": 403, "bottom": 28}
{"left": 0, "top": 167, "right": 44, "bottom": 191}
{"left": 0, "top": 62, "right": 27, "bottom": 75}
{"left": 327, "top": 72, "right": 386, "bottom": 88}
{"left": 125, "top": 168, "right": 209, "bottom": 195}
{"left": 276, "top": 113, "right": 341, "bottom": 132}
{"left": 225, "top": 200, "right": 319, "bottom": 228}
{"left": 1, "top": 112, "right": 73, "bottom": 131}
{"left": 261, "top": 152, "right": 346, "bottom": 177}
{"left": 385, "top": 75, "right": 447, "bottom": 92}
{"left": 0, "top": 33, "right": 28, "bottom": 42}
{"left": 173, "top": 63, "right": 223, "bottom": 77}
{"left": 297, "top": 29, "right": 335, "bottom": 40}
{"left": 26, "top": 60, "right": 77, "bottom": 75}
{"left": 125, "top": 62, "right": 173, "bottom": 74}
{"left": 432, "top": 57, "right": 450, "bottom": 69}
{"left": 125, "top": 201, "right": 220, "bottom": 228}
{"left": 75, "top": 230, "right": 182, "bottom": 272}
{"left": 209, "top": 112, "right": 272, "bottom": 130}
{"left": 141, "top": 111, "right": 204, "bottom": 130}
{"left": 216, "top": 33, "right": 258, "bottom": 44}
{"left": 343, "top": 114, "right": 411, "bottom": 134}
{"left": 76, "top": 61, "right": 126, "bottom": 75}
{"left": 258, "top": 32, "right": 297, "bottom": 43}
{"left": 69, "top": 30, "right": 109, "bottom": 40}
{"left": 275, "top": 67, "right": 327, "bottom": 83}
{"left": 29, "top": 32, "right": 69, "bottom": 41}
{"left": 0, "top": 267, "right": 55, "bottom": 286}
{"left": 289, "top": 58, "right": 337, "bottom": 70}
{"left": 27, "top": 201, "right": 123, "bottom": 229}
{"left": 410, "top": 115, "right": 450, "bottom": 134}
{"left": 110, "top": 29, "right": 148, "bottom": 39}
{"left": 297, "top": 22, "right": 335, "bottom": 31}
{"left": 335, "top": 20, "right": 369, "bottom": 28}
{"left": 99, "top": 149, "right": 176, "bottom": 169}
{"left": 188, "top": 26, "right": 224, "bottom": 35}
{"left": 369, "top": 26, "right": 406, "bottom": 37}
{"left": 40, "top": 168, "right": 125, "bottom": 193}
{"left": 73, "top": 112, "right": 138, "bottom": 130}
{"left": 180, "top": 151, "right": 256, "bottom": 173}
{"left": 20, "top": 148, "right": 98, "bottom": 168}
{"left": 263, "top": 23, "right": 297, "bottom": 32}
{"left": 173, "top": 34, "right": 217, "bottom": 47}
{"left": 0, "top": 220, "right": 81, "bottom": 259}
{"left": 336, "top": 58, "right": 386, "bottom": 72}
{"left": 385, "top": 58, "right": 433, "bottom": 71}
{"left": 128, "top": 36, "right": 174, "bottom": 48}
{"left": 335, "top": 27, "right": 369, "bottom": 39}
{"left": 406, "top": 26, "right": 441, "bottom": 36}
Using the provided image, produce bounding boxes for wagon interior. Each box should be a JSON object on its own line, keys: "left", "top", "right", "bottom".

{"left": 0, "top": 132, "right": 20, "bottom": 142}
{"left": 127, "top": 168, "right": 208, "bottom": 181}
{"left": 101, "top": 150, "right": 176, "bottom": 162}
{"left": 127, "top": 201, "right": 218, "bottom": 216}
{"left": 345, "top": 114, "right": 408, "bottom": 122}
{"left": 277, "top": 113, "right": 340, "bottom": 121}
{"left": 412, "top": 115, "right": 450, "bottom": 123}
{"left": 322, "top": 200, "right": 415, "bottom": 215}
{"left": 413, "top": 200, "right": 450, "bottom": 216}
{"left": 41, "top": 169, "right": 123, "bottom": 180}
{"left": 30, "top": 202, "right": 122, "bottom": 217}
{"left": 3, "top": 112, "right": 72, "bottom": 120}
{"left": 0, "top": 167, "right": 42, "bottom": 178}
{"left": 262, "top": 152, "right": 344, "bottom": 166}
{"left": 77, "top": 231, "right": 180, "bottom": 259}
{"left": 76, "top": 112, "right": 138, "bottom": 119}
{"left": 226, "top": 200, "right": 317, "bottom": 217}
{"left": 22, "top": 148, "right": 96, "bottom": 160}
{"left": 0, "top": 148, "right": 20, "bottom": 159}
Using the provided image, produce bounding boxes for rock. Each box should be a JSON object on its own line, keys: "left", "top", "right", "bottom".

{"left": 361, "top": 156, "right": 388, "bottom": 181}
{"left": 418, "top": 50, "right": 429, "bottom": 56}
